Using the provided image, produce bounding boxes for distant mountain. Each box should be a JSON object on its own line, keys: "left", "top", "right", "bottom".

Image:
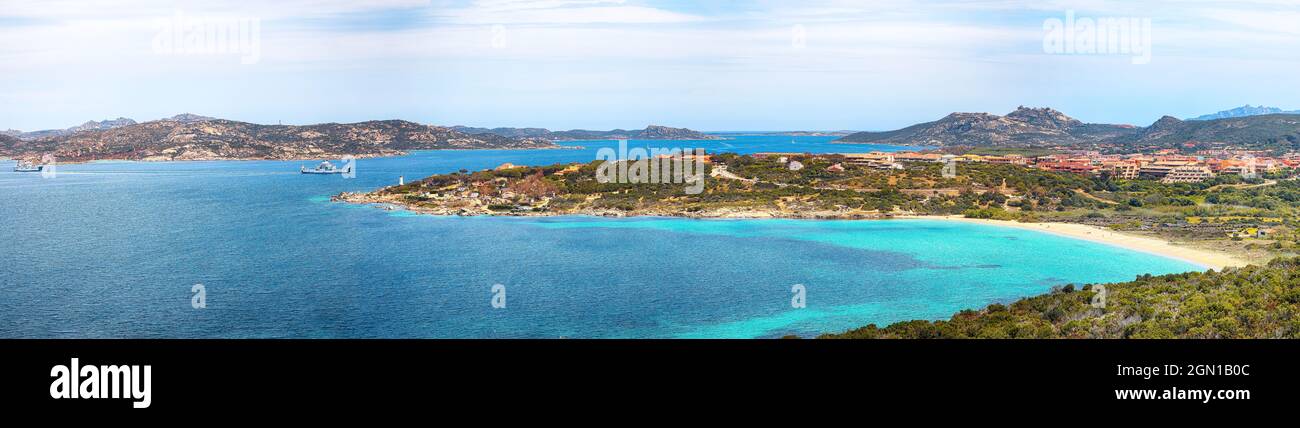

{"left": 452, "top": 124, "right": 723, "bottom": 141}
{"left": 7, "top": 117, "right": 138, "bottom": 140}
{"left": 71, "top": 117, "right": 138, "bottom": 132}
{"left": 838, "top": 106, "right": 1300, "bottom": 150}
{"left": 1, "top": 118, "right": 557, "bottom": 162}
{"left": 1124, "top": 114, "right": 1300, "bottom": 148}
{"left": 777, "top": 131, "right": 857, "bottom": 137}
{"left": 1188, "top": 105, "right": 1300, "bottom": 121}
{"left": 837, "top": 107, "right": 1138, "bottom": 147}
{"left": 451, "top": 126, "right": 557, "bottom": 139}
{"left": 164, "top": 113, "right": 216, "bottom": 123}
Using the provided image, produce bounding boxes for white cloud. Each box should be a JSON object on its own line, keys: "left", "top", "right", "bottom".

{"left": 432, "top": 0, "right": 702, "bottom": 24}
{"left": 3, "top": 0, "right": 1300, "bottom": 130}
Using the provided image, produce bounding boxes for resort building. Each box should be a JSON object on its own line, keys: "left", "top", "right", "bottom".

{"left": 1109, "top": 162, "right": 1140, "bottom": 179}
{"left": 1160, "top": 165, "right": 1216, "bottom": 183}
{"left": 1139, "top": 161, "right": 1196, "bottom": 179}
{"left": 1038, "top": 161, "right": 1096, "bottom": 174}
{"left": 986, "top": 154, "right": 1028, "bottom": 165}
{"left": 843, "top": 153, "right": 904, "bottom": 170}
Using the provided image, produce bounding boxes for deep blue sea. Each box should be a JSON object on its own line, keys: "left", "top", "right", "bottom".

{"left": 0, "top": 136, "right": 1200, "bottom": 338}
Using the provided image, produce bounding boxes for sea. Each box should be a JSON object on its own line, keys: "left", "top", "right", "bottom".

{"left": 0, "top": 135, "right": 1199, "bottom": 338}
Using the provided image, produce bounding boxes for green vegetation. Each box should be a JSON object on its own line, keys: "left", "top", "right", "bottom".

{"left": 821, "top": 257, "right": 1300, "bottom": 339}
{"left": 373, "top": 152, "right": 1300, "bottom": 259}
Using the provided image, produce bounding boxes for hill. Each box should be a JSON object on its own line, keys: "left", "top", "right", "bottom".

{"left": 4, "top": 117, "right": 138, "bottom": 140}
{"left": 837, "top": 107, "right": 1137, "bottom": 147}
{"left": 452, "top": 124, "right": 722, "bottom": 141}
{"left": 2, "top": 118, "right": 557, "bottom": 162}
{"left": 1189, "top": 105, "right": 1300, "bottom": 121}
{"left": 838, "top": 106, "right": 1300, "bottom": 151}
{"left": 1121, "top": 114, "right": 1300, "bottom": 149}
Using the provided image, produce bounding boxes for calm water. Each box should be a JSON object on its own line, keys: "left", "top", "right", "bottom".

{"left": 0, "top": 136, "right": 1198, "bottom": 338}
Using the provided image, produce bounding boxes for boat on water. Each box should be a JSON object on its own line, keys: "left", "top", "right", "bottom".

{"left": 13, "top": 160, "right": 43, "bottom": 172}
{"left": 300, "top": 161, "right": 351, "bottom": 174}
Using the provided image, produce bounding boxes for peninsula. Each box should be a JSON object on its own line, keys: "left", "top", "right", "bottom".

{"left": 336, "top": 150, "right": 1295, "bottom": 269}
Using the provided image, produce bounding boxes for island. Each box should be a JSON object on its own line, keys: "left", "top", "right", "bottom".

{"left": 0, "top": 114, "right": 560, "bottom": 162}
{"left": 450, "top": 124, "right": 724, "bottom": 141}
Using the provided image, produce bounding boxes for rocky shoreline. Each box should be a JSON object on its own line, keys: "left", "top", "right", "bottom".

{"left": 332, "top": 191, "right": 894, "bottom": 220}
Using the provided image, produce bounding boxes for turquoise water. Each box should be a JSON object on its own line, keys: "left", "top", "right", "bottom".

{"left": 0, "top": 136, "right": 1199, "bottom": 338}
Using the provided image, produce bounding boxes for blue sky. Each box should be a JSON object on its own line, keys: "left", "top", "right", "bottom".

{"left": 3, "top": 0, "right": 1300, "bottom": 132}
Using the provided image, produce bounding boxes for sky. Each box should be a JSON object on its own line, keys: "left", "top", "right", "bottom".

{"left": 2, "top": 0, "right": 1300, "bottom": 132}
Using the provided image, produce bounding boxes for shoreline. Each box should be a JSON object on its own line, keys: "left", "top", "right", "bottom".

{"left": 340, "top": 191, "right": 1249, "bottom": 270}
{"left": 1, "top": 145, "right": 579, "bottom": 165}
{"left": 900, "top": 215, "right": 1248, "bottom": 270}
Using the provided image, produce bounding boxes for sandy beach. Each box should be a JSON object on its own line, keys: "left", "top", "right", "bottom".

{"left": 341, "top": 186, "right": 1250, "bottom": 271}
{"left": 907, "top": 215, "right": 1249, "bottom": 270}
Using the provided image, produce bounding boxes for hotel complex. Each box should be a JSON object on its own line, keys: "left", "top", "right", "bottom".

{"left": 762, "top": 148, "right": 1297, "bottom": 183}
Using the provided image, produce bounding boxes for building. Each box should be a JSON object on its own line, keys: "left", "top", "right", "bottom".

{"left": 1161, "top": 165, "right": 1215, "bottom": 183}
{"left": 843, "top": 153, "right": 903, "bottom": 170}
{"left": 1109, "top": 163, "right": 1139, "bottom": 179}
{"left": 986, "top": 154, "right": 1028, "bottom": 165}
{"left": 1139, "top": 161, "right": 1196, "bottom": 179}
{"left": 1038, "top": 161, "right": 1096, "bottom": 174}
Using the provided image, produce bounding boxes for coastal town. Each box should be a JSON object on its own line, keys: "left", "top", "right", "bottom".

{"left": 762, "top": 147, "right": 1300, "bottom": 184}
